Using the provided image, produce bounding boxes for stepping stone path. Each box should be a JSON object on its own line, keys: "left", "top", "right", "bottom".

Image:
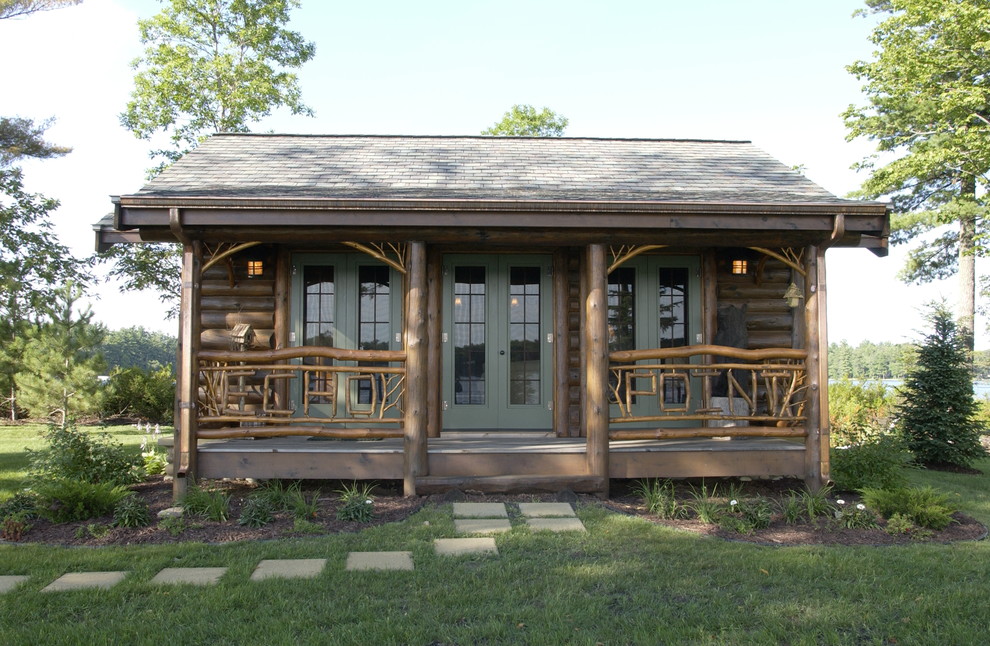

{"left": 4, "top": 501, "right": 587, "bottom": 589}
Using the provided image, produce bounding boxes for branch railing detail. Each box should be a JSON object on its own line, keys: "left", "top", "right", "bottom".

{"left": 197, "top": 347, "right": 406, "bottom": 439}
{"left": 608, "top": 345, "right": 808, "bottom": 438}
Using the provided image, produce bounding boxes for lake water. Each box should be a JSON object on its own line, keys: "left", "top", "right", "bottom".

{"left": 841, "top": 379, "right": 990, "bottom": 399}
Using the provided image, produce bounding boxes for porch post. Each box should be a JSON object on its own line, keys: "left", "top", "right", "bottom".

{"left": 584, "top": 244, "right": 610, "bottom": 496}
{"left": 816, "top": 251, "right": 831, "bottom": 483}
{"left": 403, "top": 241, "right": 429, "bottom": 496}
{"left": 174, "top": 239, "right": 202, "bottom": 500}
{"left": 803, "top": 245, "right": 824, "bottom": 490}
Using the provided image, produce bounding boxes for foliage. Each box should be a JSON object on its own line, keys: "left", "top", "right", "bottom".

{"left": 181, "top": 484, "right": 230, "bottom": 522}
{"left": 100, "top": 326, "right": 177, "bottom": 372}
{"left": 844, "top": 0, "right": 990, "bottom": 343}
{"left": 718, "top": 497, "right": 773, "bottom": 534}
{"left": 799, "top": 484, "right": 835, "bottom": 520}
{"left": 0, "top": 116, "right": 71, "bottom": 164}
{"left": 335, "top": 481, "right": 375, "bottom": 522}
{"left": 829, "top": 379, "right": 898, "bottom": 446}
{"left": 112, "top": 493, "right": 151, "bottom": 528}
{"left": 830, "top": 436, "right": 911, "bottom": 492}
{"left": 883, "top": 511, "right": 933, "bottom": 539}
{"left": 778, "top": 492, "right": 805, "bottom": 525}
{"left": 237, "top": 494, "right": 274, "bottom": 528}
{"left": 160, "top": 515, "right": 187, "bottom": 536}
{"left": 896, "top": 304, "right": 986, "bottom": 468}
{"left": 0, "top": 511, "right": 31, "bottom": 541}
{"left": 0, "top": 0, "right": 80, "bottom": 20}
{"left": 26, "top": 420, "right": 141, "bottom": 486}
{"left": 101, "top": 244, "right": 183, "bottom": 319}
{"left": 33, "top": 478, "right": 130, "bottom": 523}
{"left": 832, "top": 499, "right": 879, "bottom": 530}
{"left": 633, "top": 478, "right": 688, "bottom": 519}
{"left": 481, "top": 104, "right": 568, "bottom": 137}
{"left": 828, "top": 340, "right": 914, "bottom": 380}
{"left": 861, "top": 485, "right": 958, "bottom": 530}
{"left": 100, "top": 365, "right": 175, "bottom": 423}
{"left": 0, "top": 490, "right": 39, "bottom": 519}
{"left": 687, "top": 481, "right": 722, "bottom": 524}
{"left": 291, "top": 517, "right": 323, "bottom": 533}
{"left": 291, "top": 487, "right": 320, "bottom": 521}
{"left": 15, "top": 284, "right": 106, "bottom": 425}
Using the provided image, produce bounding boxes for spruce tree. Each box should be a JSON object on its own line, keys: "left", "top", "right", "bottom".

{"left": 897, "top": 304, "right": 986, "bottom": 468}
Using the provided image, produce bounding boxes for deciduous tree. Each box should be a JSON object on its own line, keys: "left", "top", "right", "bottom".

{"left": 482, "top": 104, "right": 569, "bottom": 137}
{"left": 0, "top": 0, "right": 80, "bottom": 20}
{"left": 843, "top": 0, "right": 990, "bottom": 350}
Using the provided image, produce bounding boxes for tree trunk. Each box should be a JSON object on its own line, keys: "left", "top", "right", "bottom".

{"left": 959, "top": 176, "right": 977, "bottom": 354}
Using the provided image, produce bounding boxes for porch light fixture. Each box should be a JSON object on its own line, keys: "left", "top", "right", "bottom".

{"left": 731, "top": 259, "right": 748, "bottom": 275}
{"left": 246, "top": 260, "right": 264, "bottom": 278}
{"left": 783, "top": 282, "right": 803, "bottom": 308}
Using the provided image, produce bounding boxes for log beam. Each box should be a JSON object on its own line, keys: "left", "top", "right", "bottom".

{"left": 403, "top": 241, "right": 428, "bottom": 496}
{"left": 584, "top": 244, "right": 610, "bottom": 496}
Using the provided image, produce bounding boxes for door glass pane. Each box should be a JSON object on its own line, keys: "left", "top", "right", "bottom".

{"left": 509, "top": 266, "right": 541, "bottom": 405}
{"left": 658, "top": 267, "right": 689, "bottom": 404}
{"left": 303, "top": 266, "right": 335, "bottom": 404}
{"left": 358, "top": 265, "right": 390, "bottom": 404}
{"left": 454, "top": 266, "right": 486, "bottom": 405}
{"left": 608, "top": 267, "right": 636, "bottom": 404}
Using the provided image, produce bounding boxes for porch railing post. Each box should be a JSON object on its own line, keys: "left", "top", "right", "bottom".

{"left": 803, "top": 245, "right": 824, "bottom": 490}
{"left": 403, "top": 241, "right": 428, "bottom": 496}
{"left": 175, "top": 238, "right": 202, "bottom": 501}
{"left": 584, "top": 244, "right": 609, "bottom": 496}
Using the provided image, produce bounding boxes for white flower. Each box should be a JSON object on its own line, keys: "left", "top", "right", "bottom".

{"left": 857, "top": 504, "right": 866, "bottom": 511}
{"left": 365, "top": 499, "right": 373, "bottom": 504}
{"left": 836, "top": 499, "right": 845, "bottom": 505}
{"left": 730, "top": 500, "right": 738, "bottom": 506}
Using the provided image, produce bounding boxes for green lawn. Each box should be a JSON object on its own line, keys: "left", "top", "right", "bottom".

{"left": 2, "top": 429, "right": 989, "bottom": 644}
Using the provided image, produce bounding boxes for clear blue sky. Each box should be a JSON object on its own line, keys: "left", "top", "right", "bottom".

{"left": 1, "top": 0, "right": 975, "bottom": 346}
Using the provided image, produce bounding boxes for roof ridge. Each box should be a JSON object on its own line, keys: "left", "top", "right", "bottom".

{"left": 210, "top": 133, "right": 754, "bottom": 145}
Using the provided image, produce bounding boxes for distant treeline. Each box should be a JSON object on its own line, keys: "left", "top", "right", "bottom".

{"left": 101, "top": 326, "right": 177, "bottom": 373}
{"left": 829, "top": 340, "right": 990, "bottom": 380}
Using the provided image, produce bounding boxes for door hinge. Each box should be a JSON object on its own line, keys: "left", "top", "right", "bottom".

{"left": 442, "top": 400, "right": 449, "bottom": 411}
{"left": 395, "top": 332, "right": 402, "bottom": 344}
{"left": 546, "top": 333, "right": 553, "bottom": 344}
{"left": 547, "top": 401, "right": 553, "bottom": 411}
{"left": 442, "top": 332, "right": 448, "bottom": 343}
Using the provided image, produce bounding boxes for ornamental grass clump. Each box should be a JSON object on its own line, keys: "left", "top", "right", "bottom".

{"left": 335, "top": 481, "right": 375, "bottom": 522}
{"left": 181, "top": 485, "right": 230, "bottom": 522}
{"left": 238, "top": 495, "right": 275, "bottom": 528}
{"left": 113, "top": 493, "right": 151, "bottom": 528}
{"left": 633, "top": 478, "right": 688, "bottom": 519}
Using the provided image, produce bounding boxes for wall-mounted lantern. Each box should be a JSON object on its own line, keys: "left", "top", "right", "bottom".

{"left": 246, "top": 259, "right": 264, "bottom": 278}
{"left": 783, "top": 282, "right": 803, "bottom": 308}
{"left": 731, "top": 259, "right": 749, "bottom": 275}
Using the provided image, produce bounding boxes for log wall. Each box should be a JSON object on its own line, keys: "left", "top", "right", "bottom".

{"left": 200, "top": 246, "right": 278, "bottom": 351}
{"left": 715, "top": 255, "right": 795, "bottom": 350}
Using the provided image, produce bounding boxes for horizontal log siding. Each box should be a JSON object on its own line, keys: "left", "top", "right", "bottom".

{"left": 200, "top": 247, "right": 278, "bottom": 351}
{"left": 716, "top": 258, "right": 794, "bottom": 349}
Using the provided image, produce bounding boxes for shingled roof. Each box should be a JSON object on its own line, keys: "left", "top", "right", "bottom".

{"left": 131, "top": 134, "right": 849, "bottom": 204}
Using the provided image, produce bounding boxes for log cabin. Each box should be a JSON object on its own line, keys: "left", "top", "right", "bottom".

{"left": 95, "top": 134, "right": 889, "bottom": 499}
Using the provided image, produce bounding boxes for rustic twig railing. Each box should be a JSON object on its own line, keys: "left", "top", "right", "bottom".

{"left": 197, "top": 347, "right": 406, "bottom": 439}
{"left": 608, "top": 345, "right": 808, "bottom": 440}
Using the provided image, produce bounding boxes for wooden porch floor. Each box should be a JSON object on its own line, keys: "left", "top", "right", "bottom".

{"left": 196, "top": 432, "right": 806, "bottom": 484}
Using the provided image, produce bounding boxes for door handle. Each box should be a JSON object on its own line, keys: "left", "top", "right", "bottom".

{"left": 499, "top": 350, "right": 505, "bottom": 356}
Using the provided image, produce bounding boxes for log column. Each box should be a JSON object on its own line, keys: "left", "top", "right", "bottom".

{"left": 174, "top": 239, "right": 203, "bottom": 501}
{"left": 816, "top": 250, "right": 831, "bottom": 483}
{"left": 403, "top": 241, "right": 428, "bottom": 496}
{"left": 802, "top": 245, "right": 824, "bottom": 491}
{"left": 584, "top": 244, "right": 609, "bottom": 496}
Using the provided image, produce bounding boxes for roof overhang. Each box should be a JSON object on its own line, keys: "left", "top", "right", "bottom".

{"left": 99, "top": 195, "right": 890, "bottom": 255}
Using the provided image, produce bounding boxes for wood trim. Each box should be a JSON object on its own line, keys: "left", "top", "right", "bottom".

{"left": 553, "top": 249, "right": 569, "bottom": 438}
{"left": 403, "top": 241, "right": 428, "bottom": 495}
{"left": 803, "top": 245, "right": 824, "bottom": 490}
{"left": 609, "top": 345, "right": 808, "bottom": 362}
{"left": 175, "top": 240, "right": 202, "bottom": 499}
{"left": 426, "top": 247, "right": 443, "bottom": 438}
{"left": 584, "top": 244, "right": 609, "bottom": 496}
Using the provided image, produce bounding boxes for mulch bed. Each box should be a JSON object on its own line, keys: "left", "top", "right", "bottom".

{"left": 5, "top": 476, "right": 987, "bottom": 547}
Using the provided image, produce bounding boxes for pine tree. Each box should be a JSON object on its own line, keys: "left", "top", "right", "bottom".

{"left": 15, "top": 284, "right": 106, "bottom": 427}
{"left": 896, "top": 304, "right": 986, "bottom": 468}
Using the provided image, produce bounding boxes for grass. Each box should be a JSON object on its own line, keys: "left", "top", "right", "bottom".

{"left": 2, "top": 429, "right": 989, "bottom": 644}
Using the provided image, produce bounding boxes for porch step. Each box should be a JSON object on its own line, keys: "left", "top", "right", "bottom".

{"left": 415, "top": 474, "right": 605, "bottom": 494}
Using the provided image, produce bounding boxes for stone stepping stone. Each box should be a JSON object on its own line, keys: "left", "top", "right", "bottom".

{"left": 251, "top": 559, "right": 327, "bottom": 581}
{"left": 453, "top": 502, "right": 508, "bottom": 518}
{"left": 0, "top": 575, "right": 30, "bottom": 594}
{"left": 434, "top": 537, "right": 498, "bottom": 556}
{"left": 345, "top": 551, "right": 414, "bottom": 571}
{"left": 518, "top": 502, "right": 576, "bottom": 518}
{"left": 526, "top": 517, "right": 587, "bottom": 533}
{"left": 42, "top": 571, "right": 127, "bottom": 592}
{"left": 150, "top": 567, "right": 227, "bottom": 586}
{"left": 454, "top": 518, "right": 512, "bottom": 534}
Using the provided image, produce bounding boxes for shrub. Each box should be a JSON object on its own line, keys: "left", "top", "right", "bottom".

{"left": 181, "top": 485, "right": 230, "bottom": 522}
{"left": 27, "top": 420, "right": 141, "bottom": 486}
{"left": 238, "top": 496, "right": 274, "bottom": 528}
{"left": 33, "top": 479, "right": 130, "bottom": 523}
{"left": 0, "top": 491, "right": 41, "bottom": 520}
{"left": 1, "top": 512, "right": 32, "bottom": 541}
{"left": 336, "top": 481, "right": 375, "bottom": 522}
{"left": 896, "top": 304, "right": 986, "bottom": 468}
{"left": 861, "top": 485, "right": 958, "bottom": 530}
{"left": 719, "top": 497, "right": 773, "bottom": 534}
{"left": 830, "top": 435, "right": 911, "bottom": 491}
{"left": 100, "top": 365, "right": 175, "bottom": 424}
{"left": 829, "top": 379, "right": 898, "bottom": 447}
{"left": 113, "top": 494, "right": 151, "bottom": 528}
{"left": 832, "top": 500, "right": 879, "bottom": 529}
{"left": 633, "top": 478, "right": 688, "bottom": 519}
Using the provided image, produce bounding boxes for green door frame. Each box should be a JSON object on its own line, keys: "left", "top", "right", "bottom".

{"left": 442, "top": 254, "right": 554, "bottom": 431}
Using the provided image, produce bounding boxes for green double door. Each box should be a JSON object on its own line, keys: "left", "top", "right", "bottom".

{"left": 442, "top": 255, "right": 553, "bottom": 431}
